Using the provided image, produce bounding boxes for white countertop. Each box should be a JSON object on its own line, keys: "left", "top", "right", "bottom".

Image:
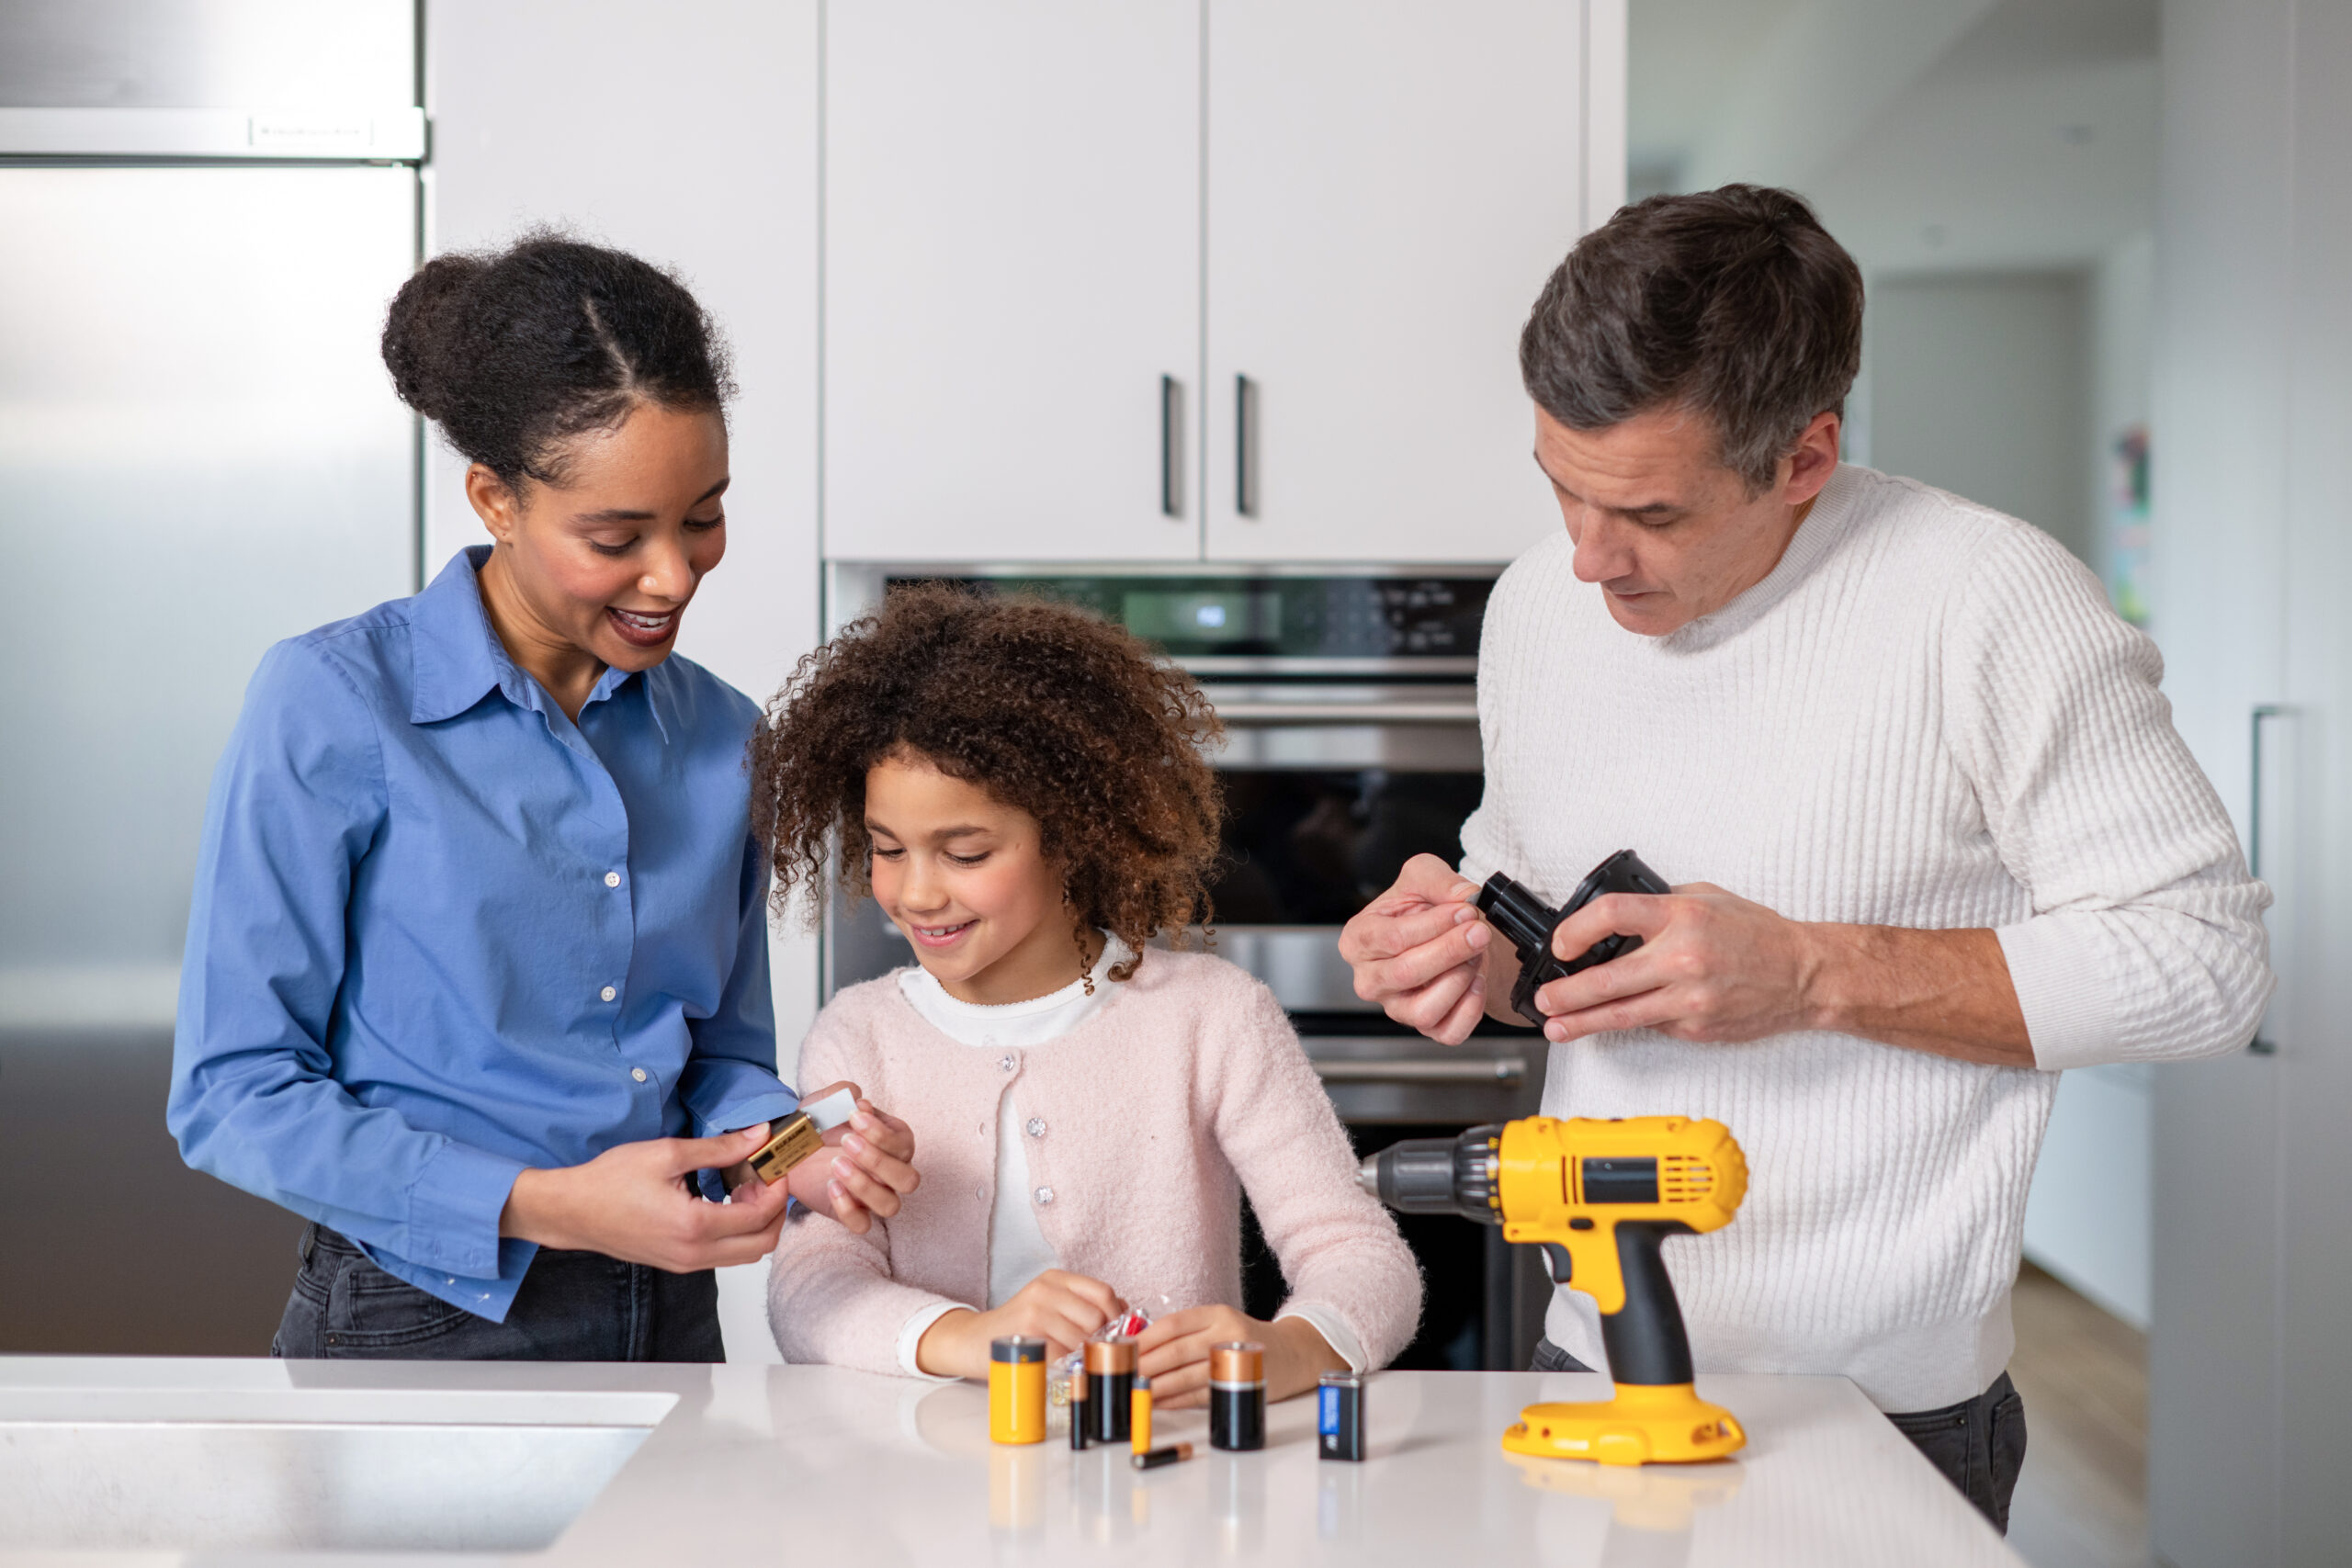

{"left": 0, "top": 1357, "right": 2026, "bottom": 1566}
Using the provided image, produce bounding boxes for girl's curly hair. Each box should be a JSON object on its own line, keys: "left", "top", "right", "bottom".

{"left": 751, "top": 583, "right": 1225, "bottom": 984}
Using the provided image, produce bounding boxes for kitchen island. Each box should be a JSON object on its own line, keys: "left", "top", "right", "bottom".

{"left": 0, "top": 1357, "right": 2023, "bottom": 1565}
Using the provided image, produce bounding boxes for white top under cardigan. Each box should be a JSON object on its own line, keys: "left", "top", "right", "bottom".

{"left": 1460, "top": 463, "right": 2272, "bottom": 1411}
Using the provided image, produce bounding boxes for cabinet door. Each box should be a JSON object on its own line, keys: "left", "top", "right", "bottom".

{"left": 1204, "top": 0, "right": 1600, "bottom": 562}
{"left": 825, "top": 0, "right": 1201, "bottom": 561}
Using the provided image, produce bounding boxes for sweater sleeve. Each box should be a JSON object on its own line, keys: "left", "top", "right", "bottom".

{"left": 1206, "top": 977, "right": 1423, "bottom": 1369}
{"left": 1944, "top": 525, "right": 2274, "bottom": 1069}
{"left": 764, "top": 1009, "right": 975, "bottom": 1375}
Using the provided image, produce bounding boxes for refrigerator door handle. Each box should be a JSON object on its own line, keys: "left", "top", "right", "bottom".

{"left": 2249, "top": 702, "right": 2289, "bottom": 1055}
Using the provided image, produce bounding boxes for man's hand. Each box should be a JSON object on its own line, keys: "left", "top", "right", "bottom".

{"left": 1337, "top": 852, "right": 1494, "bottom": 1043}
{"left": 775, "top": 1081, "right": 922, "bottom": 1235}
{"left": 1532, "top": 882, "right": 2031, "bottom": 1066}
{"left": 915, "top": 1269, "right": 1128, "bottom": 1379}
{"left": 502, "top": 1126, "right": 793, "bottom": 1271}
{"left": 1134, "top": 1306, "right": 1343, "bottom": 1409}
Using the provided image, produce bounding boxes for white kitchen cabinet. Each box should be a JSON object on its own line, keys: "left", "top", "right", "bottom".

{"left": 823, "top": 0, "right": 1202, "bottom": 562}
{"left": 823, "top": 1, "right": 1625, "bottom": 566}
{"left": 1203, "top": 0, "right": 1612, "bottom": 562}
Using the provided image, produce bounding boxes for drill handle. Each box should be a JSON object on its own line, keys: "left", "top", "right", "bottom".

{"left": 1597, "top": 1221, "right": 1697, "bottom": 1387}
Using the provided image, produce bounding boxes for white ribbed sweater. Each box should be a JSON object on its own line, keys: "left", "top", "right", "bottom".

{"left": 1460, "top": 464, "right": 2271, "bottom": 1411}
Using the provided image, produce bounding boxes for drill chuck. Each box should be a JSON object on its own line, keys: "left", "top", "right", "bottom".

{"left": 1357, "top": 1126, "right": 1501, "bottom": 1222}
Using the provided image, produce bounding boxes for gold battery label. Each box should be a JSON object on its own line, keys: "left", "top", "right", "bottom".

{"left": 747, "top": 1112, "right": 823, "bottom": 1184}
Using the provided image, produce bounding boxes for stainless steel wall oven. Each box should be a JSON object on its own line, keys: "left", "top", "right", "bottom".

{"left": 822, "top": 565, "right": 1550, "bottom": 1369}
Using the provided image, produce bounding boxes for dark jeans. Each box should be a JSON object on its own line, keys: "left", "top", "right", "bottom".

{"left": 1530, "top": 1337, "right": 2028, "bottom": 1533}
{"left": 273, "top": 1223, "right": 723, "bottom": 1361}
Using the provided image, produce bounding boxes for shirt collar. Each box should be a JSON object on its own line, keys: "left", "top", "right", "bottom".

{"left": 406, "top": 546, "right": 673, "bottom": 741}
{"left": 408, "top": 547, "right": 509, "bottom": 725}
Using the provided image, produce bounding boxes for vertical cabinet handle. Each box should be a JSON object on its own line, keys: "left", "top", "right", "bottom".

{"left": 1160, "top": 375, "right": 1184, "bottom": 518}
{"left": 2249, "top": 703, "right": 2286, "bottom": 1055}
{"left": 1235, "top": 373, "right": 1260, "bottom": 517}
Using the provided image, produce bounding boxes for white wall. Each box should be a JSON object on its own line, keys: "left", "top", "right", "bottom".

{"left": 2022, "top": 1066, "right": 2151, "bottom": 1326}
{"left": 2086, "top": 228, "right": 2154, "bottom": 592}
{"left": 424, "top": 0, "right": 822, "bottom": 1362}
{"left": 1864, "top": 272, "right": 2091, "bottom": 563}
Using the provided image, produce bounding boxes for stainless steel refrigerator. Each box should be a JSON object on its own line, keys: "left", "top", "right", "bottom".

{"left": 0, "top": 0, "right": 422, "bottom": 1351}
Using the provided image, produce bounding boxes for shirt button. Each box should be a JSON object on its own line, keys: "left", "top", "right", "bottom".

{"left": 1026, "top": 1118, "right": 1046, "bottom": 1138}
{"left": 601, "top": 986, "right": 617, "bottom": 1002}
{"left": 998, "top": 1054, "right": 1016, "bottom": 1073}
{"left": 974, "top": 1186, "right": 987, "bottom": 1201}
{"left": 631, "top": 1066, "right": 648, "bottom": 1083}
{"left": 1035, "top": 1186, "right": 1054, "bottom": 1207}
{"left": 605, "top": 871, "right": 622, "bottom": 887}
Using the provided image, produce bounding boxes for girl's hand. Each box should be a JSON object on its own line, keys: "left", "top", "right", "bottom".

{"left": 1135, "top": 1306, "right": 1347, "bottom": 1409}
{"left": 502, "top": 1125, "right": 792, "bottom": 1271}
{"left": 780, "top": 1083, "right": 921, "bottom": 1234}
{"left": 914, "top": 1270, "right": 1128, "bottom": 1380}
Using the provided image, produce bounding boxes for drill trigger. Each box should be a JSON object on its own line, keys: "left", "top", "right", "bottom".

{"left": 1538, "top": 1242, "right": 1574, "bottom": 1286}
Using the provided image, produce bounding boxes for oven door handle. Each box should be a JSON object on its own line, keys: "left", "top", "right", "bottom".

{"left": 1212, "top": 702, "right": 1479, "bottom": 725}
{"left": 1310, "top": 1058, "right": 1527, "bottom": 1085}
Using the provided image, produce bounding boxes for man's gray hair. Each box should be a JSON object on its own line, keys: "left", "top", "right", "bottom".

{"left": 1520, "top": 185, "right": 1863, "bottom": 494}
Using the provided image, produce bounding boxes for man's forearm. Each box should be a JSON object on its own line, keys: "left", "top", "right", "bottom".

{"left": 1488, "top": 892, "right": 2033, "bottom": 1064}
{"left": 1800, "top": 924, "right": 2031, "bottom": 1066}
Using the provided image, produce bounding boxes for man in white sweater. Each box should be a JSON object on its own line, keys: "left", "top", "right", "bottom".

{"left": 1339, "top": 186, "right": 2271, "bottom": 1532}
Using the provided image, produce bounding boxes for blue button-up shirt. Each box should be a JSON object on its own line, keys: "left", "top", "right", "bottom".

{"left": 169, "top": 547, "right": 795, "bottom": 1320}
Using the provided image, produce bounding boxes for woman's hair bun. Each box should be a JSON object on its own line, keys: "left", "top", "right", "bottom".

{"left": 381, "top": 253, "right": 488, "bottom": 424}
{"left": 379, "top": 231, "right": 733, "bottom": 487}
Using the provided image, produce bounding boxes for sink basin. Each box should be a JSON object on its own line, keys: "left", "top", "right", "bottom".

{"left": 0, "top": 1386, "right": 673, "bottom": 1552}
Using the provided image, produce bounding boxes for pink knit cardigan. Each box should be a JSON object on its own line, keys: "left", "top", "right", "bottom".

{"left": 764, "top": 948, "right": 1422, "bottom": 1374}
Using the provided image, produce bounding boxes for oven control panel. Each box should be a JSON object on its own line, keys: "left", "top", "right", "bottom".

{"left": 877, "top": 572, "right": 1495, "bottom": 669}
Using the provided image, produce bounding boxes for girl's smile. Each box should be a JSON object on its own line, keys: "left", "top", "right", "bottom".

{"left": 907, "top": 917, "right": 978, "bottom": 948}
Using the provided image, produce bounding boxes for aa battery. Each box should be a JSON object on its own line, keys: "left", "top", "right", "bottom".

{"left": 1084, "top": 1337, "right": 1136, "bottom": 1447}
{"left": 989, "top": 1335, "right": 1047, "bottom": 1445}
{"left": 1207, "top": 1340, "right": 1267, "bottom": 1452}
{"left": 1132, "top": 1441, "right": 1193, "bottom": 1472}
{"left": 1317, "top": 1371, "right": 1365, "bottom": 1461}
{"left": 1130, "top": 1373, "right": 1153, "bottom": 1454}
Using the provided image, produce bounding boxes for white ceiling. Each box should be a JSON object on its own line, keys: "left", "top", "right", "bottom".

{"left": 1630, "top": 0, "right": 2159, "bottom": 274}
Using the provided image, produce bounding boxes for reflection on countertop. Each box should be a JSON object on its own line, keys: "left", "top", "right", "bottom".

{"left": 0, "top": 1358, "right": 2024, "bottom": 1566}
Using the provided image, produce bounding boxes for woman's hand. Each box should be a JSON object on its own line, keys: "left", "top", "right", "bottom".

{"left": 1135, "top": 1306, "right": 1346, "bottom": 1409}
{"left": 914, "top": 1270, "right": 1128, "bottom": 1380}
{"left": 502, "top": 1125, "right": 792, "bottom": 1271}
{"left": 776, "top": 1083, "right": 922, "bottom": 1235}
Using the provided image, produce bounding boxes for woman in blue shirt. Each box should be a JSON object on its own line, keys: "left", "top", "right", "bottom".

{"left": 169, "top": 235, "right": 917, "bottom": 1359}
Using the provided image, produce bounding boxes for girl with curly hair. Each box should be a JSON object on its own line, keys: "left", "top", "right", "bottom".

{"left": 754, "top": 585, "right": 1419, "bottom": 1404}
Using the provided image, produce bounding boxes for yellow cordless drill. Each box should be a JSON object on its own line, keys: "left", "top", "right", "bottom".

{"left": 1362, "top": 1113, "right": 1749, "bottom": 1466}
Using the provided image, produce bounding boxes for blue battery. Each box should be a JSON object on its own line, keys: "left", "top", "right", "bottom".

{"left": 1317, "top": 1371, "right": 1365, "bottom": 1461}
